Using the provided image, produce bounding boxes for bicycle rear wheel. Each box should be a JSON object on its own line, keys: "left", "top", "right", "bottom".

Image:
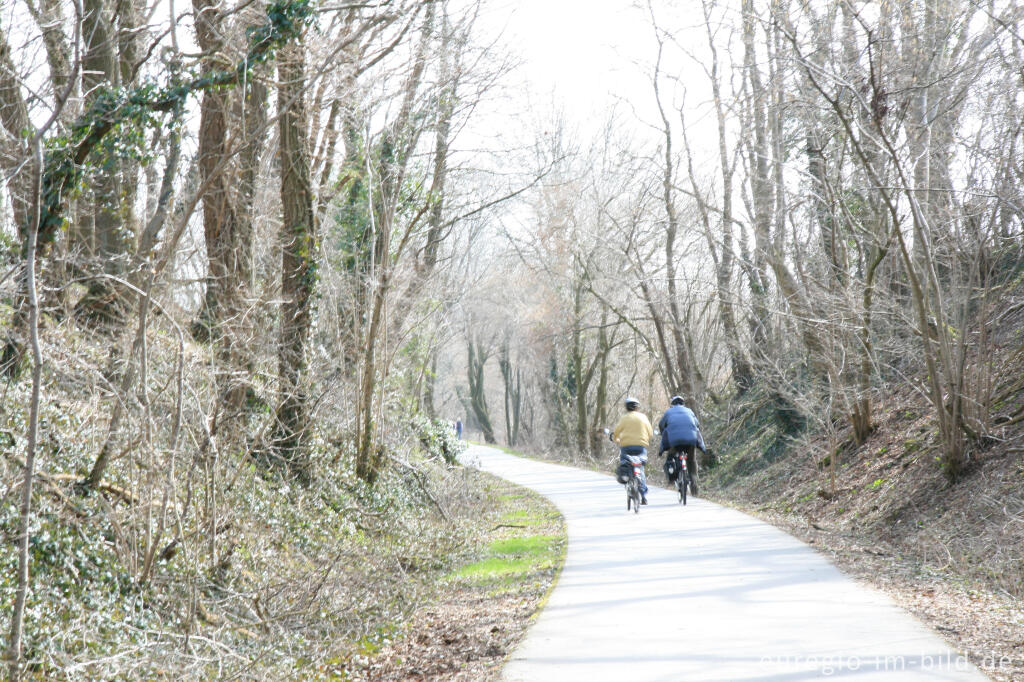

{"left": 678, "top": 474, "right": 687, "bottom": 505}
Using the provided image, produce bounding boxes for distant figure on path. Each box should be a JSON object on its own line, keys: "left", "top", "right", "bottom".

{"left": 455, "top": 418, "right": 463, "bottom": 440}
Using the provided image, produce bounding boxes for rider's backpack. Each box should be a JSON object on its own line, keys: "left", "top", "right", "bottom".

{"left": 616, "top": 461, "right": 632, "bottom": 484}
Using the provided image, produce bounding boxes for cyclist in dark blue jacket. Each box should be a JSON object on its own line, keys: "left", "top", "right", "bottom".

{"left": 658, "top": 396, "right": 707, "bottom": 495}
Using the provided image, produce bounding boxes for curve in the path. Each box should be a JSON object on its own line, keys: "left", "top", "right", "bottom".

{"left": 461, "top": 445, "right": 988, "bottom": 682}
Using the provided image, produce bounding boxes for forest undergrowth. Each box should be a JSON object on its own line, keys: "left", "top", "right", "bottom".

{"left": 0, "top": 314, "right": 528, "bottom": 679}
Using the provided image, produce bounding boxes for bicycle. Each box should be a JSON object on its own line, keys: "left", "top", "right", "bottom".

{"left": 621, "top": 454, "right": 644, "bottom": 513}
{"left": 664, "top": 449, "right": 688, "bottom": 505}
{"left": 604, "top": 428, "right": 647, "bottom": 513}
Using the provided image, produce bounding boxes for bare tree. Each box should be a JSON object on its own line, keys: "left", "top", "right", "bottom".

{"left": 674, "top": 0, "right": 752, "bottom": 395}
{"left": 72, "top": 0, "right": 148, "bottom": 324}
{"left": 269, "top": 35, "right": 316, "bottom": 481}
{"left": 499, "top": 331, "right": 523, "bottom": 446}
{"left": 784, "top": 0, "right": 1022, "bottom": 478}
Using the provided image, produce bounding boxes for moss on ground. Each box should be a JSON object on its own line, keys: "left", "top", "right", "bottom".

{"left": 453, "top": 534, "right": 561, "bottom": 589}
{"left": 449, "top": 480, "right": 565, "bottom": 596}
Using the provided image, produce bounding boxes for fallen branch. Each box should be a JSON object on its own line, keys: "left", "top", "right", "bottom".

{"left": 1, "top": 453, "right": 140, "bottom": 505}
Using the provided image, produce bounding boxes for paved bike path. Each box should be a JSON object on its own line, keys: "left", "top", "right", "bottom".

{"left": 460, "top": 445, "right": 987, "bottom": 681}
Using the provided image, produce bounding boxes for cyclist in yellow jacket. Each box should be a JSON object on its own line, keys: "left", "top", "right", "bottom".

{"left": 612, "top": 397, "right": 654, "bottom": 504}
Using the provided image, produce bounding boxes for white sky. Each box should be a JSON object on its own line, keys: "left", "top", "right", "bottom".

{"left": 493, "top": 0, "right": 656, "bottom": 120}
{"left": 467, "top": 0, "right": 720, "bottom": 164}
{"left": 469, "top": 0, "right": 667, "bottom": 137}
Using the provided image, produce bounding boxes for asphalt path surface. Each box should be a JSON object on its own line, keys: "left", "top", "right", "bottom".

{"left": 460, "top": 445, "right": 988, "bottom": 681}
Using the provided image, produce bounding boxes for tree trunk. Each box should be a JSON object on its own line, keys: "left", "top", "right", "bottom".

{"left": 5, "top": 131, "right": 43, "bottom": 679}
{"left": 189, "top": 0, "right": 265, "bottom": 432}
{"left": 499, "top": 337, "right": 521, "bottom": 447}
{"left": 424, "top": 351, "right": 437, "bottom": 418}
{"left": 0, "top": 27, "right": 34, "bottom": 378}
{"left": 394, "top": 6, "right": 458, "bottom": 330}
{"left": 352, "top": 5, "right": 435, "bottom": 482}
{"left": 590, "top": 318, "right": 611, "bottom": 458}
{"left": 690, "top": 5, "right": 751, "bottom": 394}
{"left": 73, "top": 0, "right": 138, "bottom": 325}
{"left": 652, "top": 47, "right": 696, "bottom": 400}
{"left": 269, "top": 38, "right": 315, "bottom": 483}
{"left": 738, "top": 0, "right": 774, "bottom": 361}
{"left": 191, "top": 0, "right": 237, "bottom": 341}
{"left": 467, "top": 334, "right": 495, "bottom": 444}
